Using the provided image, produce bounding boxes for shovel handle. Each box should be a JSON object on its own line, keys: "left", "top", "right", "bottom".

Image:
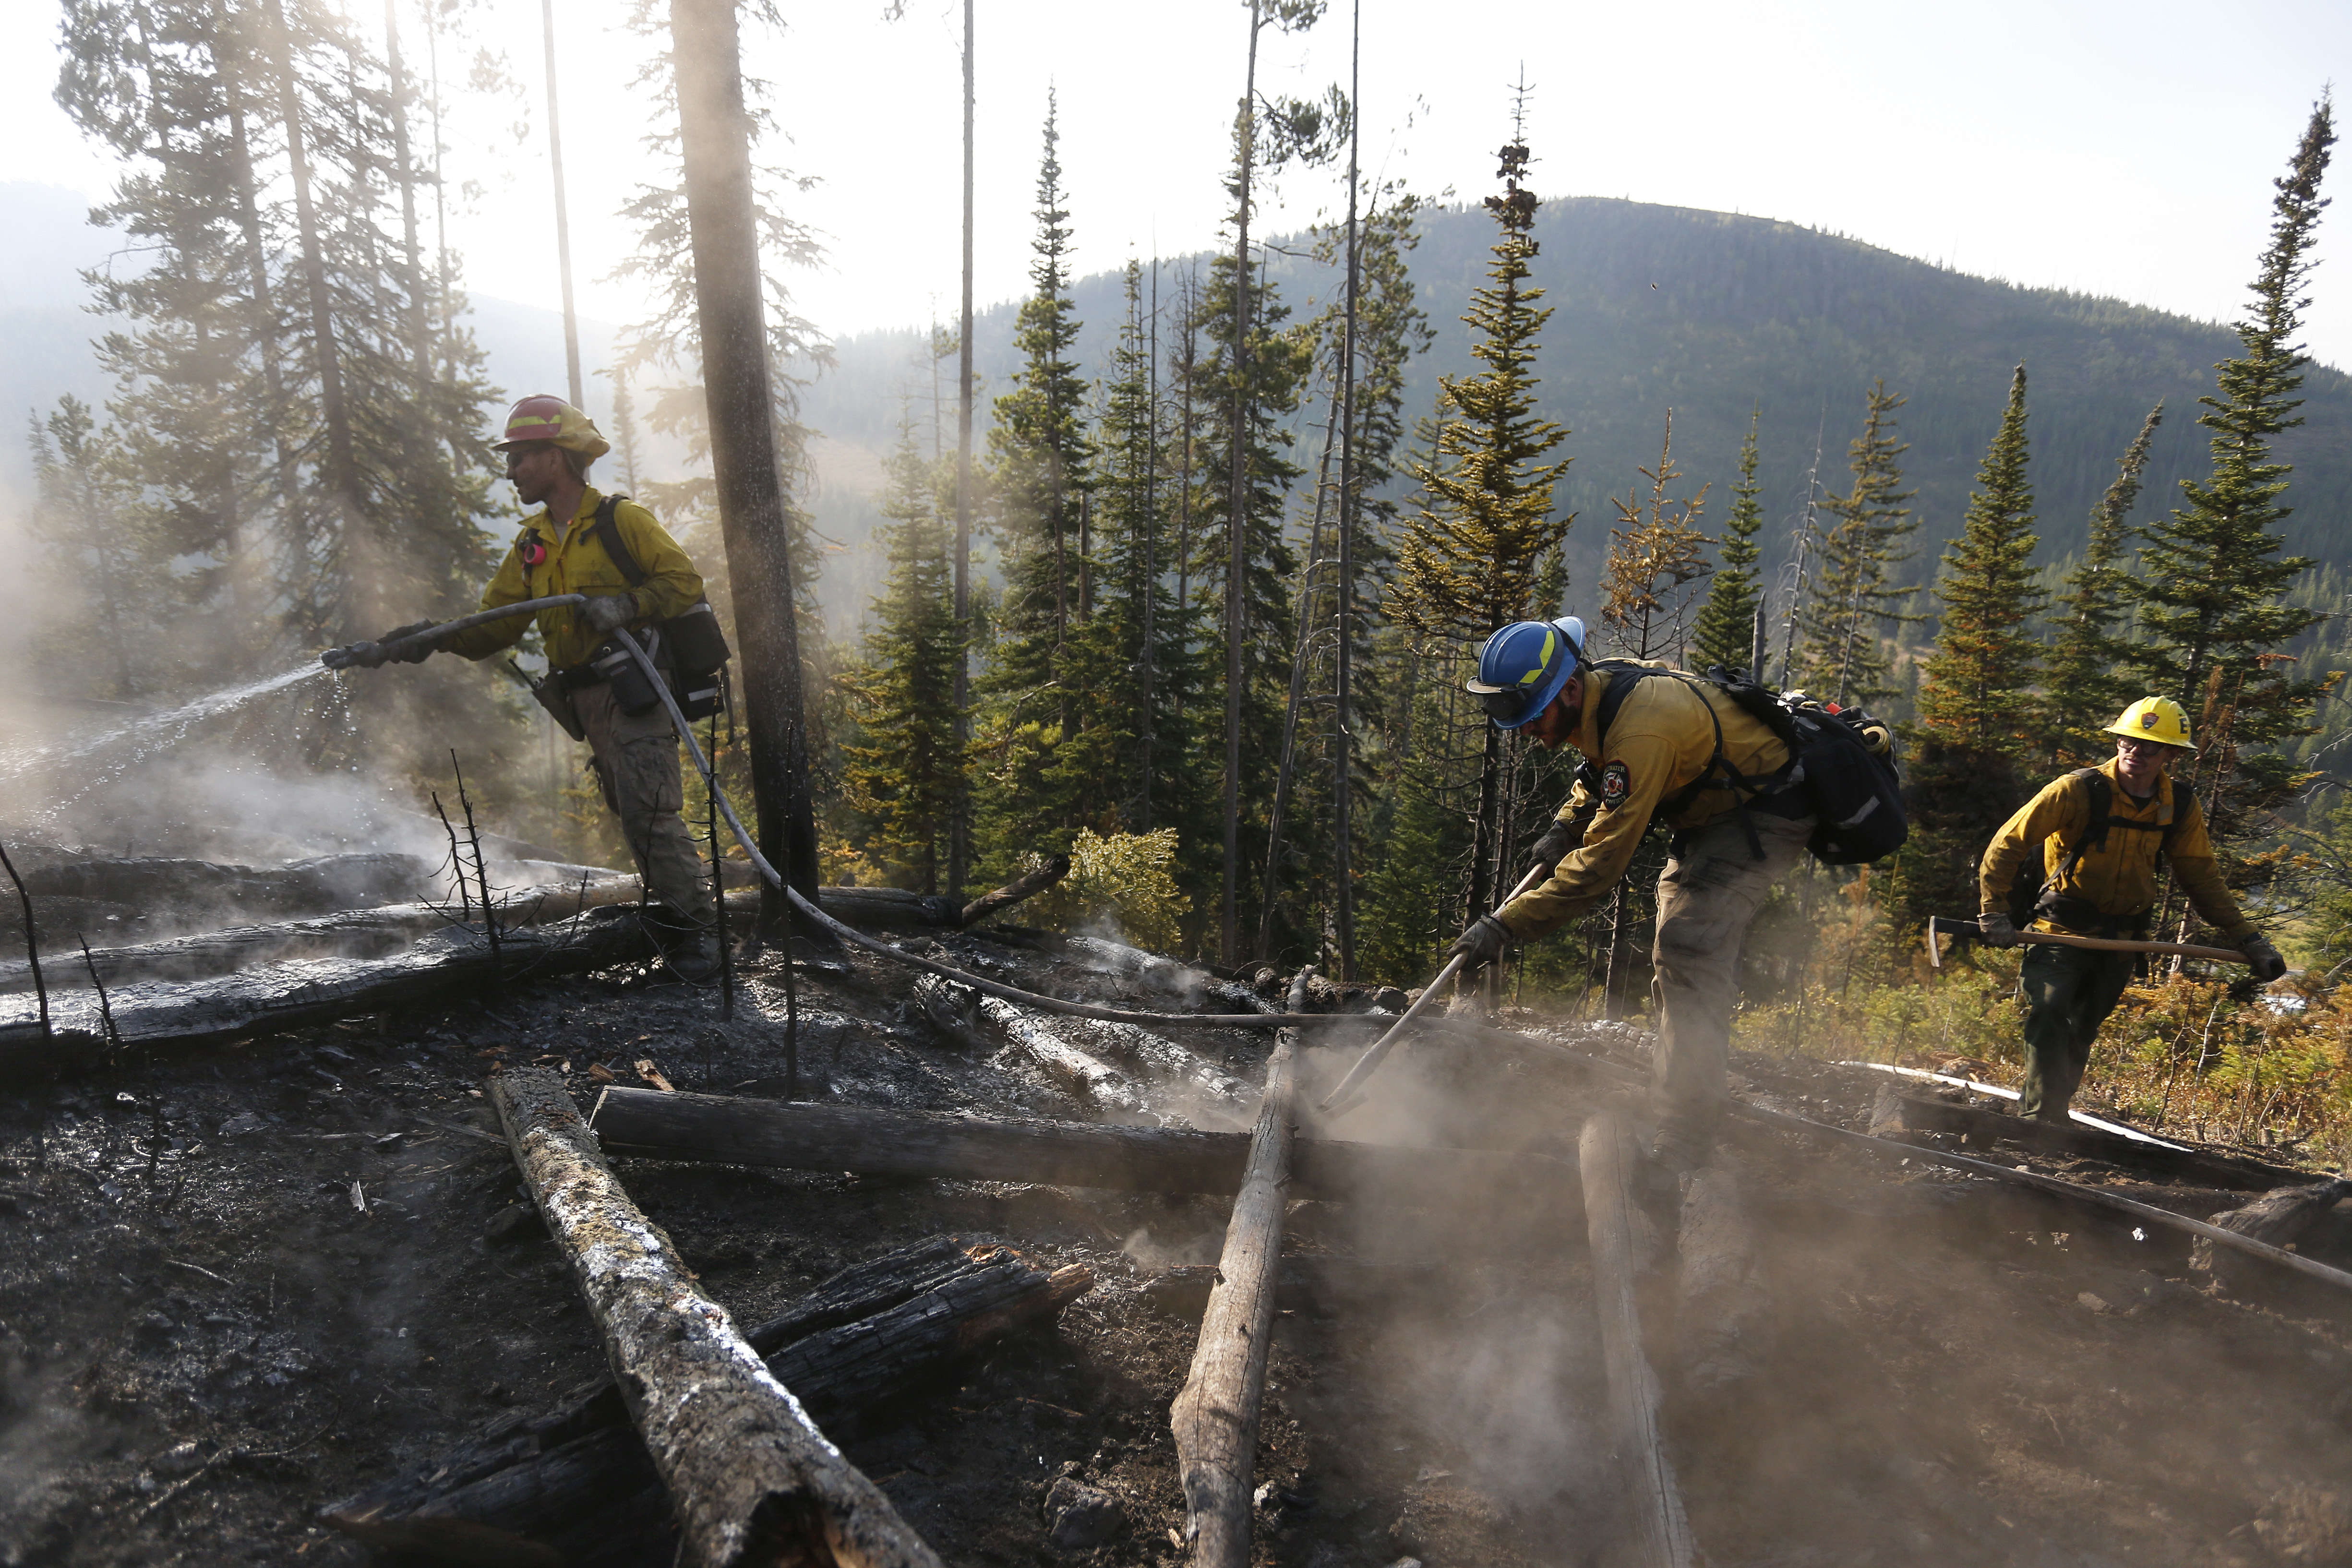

{"left": 1318, "top": 860, "right": 1556, "bottom": 1114}
{"left": 1929, "top": 916, "right": 2245, "bottom": 967}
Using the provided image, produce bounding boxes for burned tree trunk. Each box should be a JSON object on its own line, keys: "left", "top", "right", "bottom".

{"left": 977, "top": 995, "right": 1147, "bottom": 1113}
{"left": 326, "top": 1236, "right": 1089, "bottom": 1562}
{"left": 487, "top": 1068, "right": 944, "bottom": 1568}
{"left": 588, "top": 1090, "right": 1576, "bottom": 1208}
{"left": 1170, "top": 968, "right": 1309, "bottom": 1565}
{"left": 1580, "top": 1109, "right": 1693, "bottom": 1568}
{"left": 669, "top": 0, "right": 821, "bottom": 936}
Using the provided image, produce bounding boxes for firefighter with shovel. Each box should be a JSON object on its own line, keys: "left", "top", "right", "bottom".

{"left": 1974, "top": 696, "right": 2287, "bottom": 1123}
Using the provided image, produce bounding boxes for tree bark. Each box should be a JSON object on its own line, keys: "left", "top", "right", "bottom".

{"left": 588, "top": 1089, "right": 1575, "bottom": 1209}
{"left": 326, "top": 1236, "right": 1089, "bottom": 1562}
{"left": 669, "top": 0, "right": 821, "bottom": 938}
{"left": 977, "top": 995, "right": 1147, "bottom": 1114}
{"left": 488, "top": 1068, "right": 943, "bottom": 1568}
{"left": 1579, "top": 1109, "right": 1693, "bottom": 1568}
{"left": 1170, "top": 968, "right": 1307, "bottom": 1565}
{"left": 2193, "top": 1177, "right": 2352, "bottom": 1290}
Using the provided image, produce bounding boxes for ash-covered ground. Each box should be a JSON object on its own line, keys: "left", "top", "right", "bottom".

{"left": 2, "top": 919, "right": 2351, "bottom": 1568}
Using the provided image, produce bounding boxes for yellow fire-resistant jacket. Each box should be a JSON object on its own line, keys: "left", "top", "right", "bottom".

{"left": 1497, "top": 663, "right": 1793, "bottom": 942}
{"left": 441, "top": 487, "right": 704, "bottom": 672}
{"left": 1976, "top": 760, "right": 2255, "bottom": 944}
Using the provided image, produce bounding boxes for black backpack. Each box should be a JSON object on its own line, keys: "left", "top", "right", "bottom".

{"left": 1585, "top": 661, "right": 1908, "bottom": 865}
{"left": 2004, "top": 768, "right": 2183, "bottom": 930}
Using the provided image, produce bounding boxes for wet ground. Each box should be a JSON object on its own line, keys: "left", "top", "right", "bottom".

{"left": 2, "top": 923, "right": 2349, "bottom": 1567}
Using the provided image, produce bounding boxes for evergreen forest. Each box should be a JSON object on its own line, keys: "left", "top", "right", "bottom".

{"left": 12, "top": 0, "right": 2352, "bottom": 1162}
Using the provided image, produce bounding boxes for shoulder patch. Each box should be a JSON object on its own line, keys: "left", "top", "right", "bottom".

{"left": 1599, "top": 760, "right": 1632, "bottom": 807}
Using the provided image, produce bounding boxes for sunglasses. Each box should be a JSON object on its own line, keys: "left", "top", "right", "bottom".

{"left": 1478, "top": 687, "right": 1531, "bottom": 723}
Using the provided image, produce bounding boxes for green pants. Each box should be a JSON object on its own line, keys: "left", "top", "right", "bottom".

{"left": 2017, "top": 942, "right": 2136, "bottom": 1120}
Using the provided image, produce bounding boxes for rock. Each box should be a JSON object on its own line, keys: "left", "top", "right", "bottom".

{"left": 483, "top": 1204, "right": 538, "bottom": 1245}
{"left": 151, "top": 1441, "right": 204, "bottom": 1478}
{"left": 2077, "top": 1292, "right": 2111, "bottom": 1314}
{"left": 1043, "top": 1476, "right": 1123, "bottom": 1551}
{"left": 216, "top": 1112, "right": 265, "bottom": 1139}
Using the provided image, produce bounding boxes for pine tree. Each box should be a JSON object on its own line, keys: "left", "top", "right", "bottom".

{"left": 27, "top": 399, "right": 149, "bottom": 702}
{"left": 1888, "top": 364, "right": 2044, "bottom": 938}
{"left": 1690, "top": 410, "right": 1765, "bottom": 673}
{"left": 839, "top": 408, "right": 964, "bottom": 893}
{"left": 1799, "top": 380, "right": 1918, "bottom": 708}
{"left": 968, "top": 99, "right": 1103, "bottom": 873}
{"left": 2043, "top": 403, "right": 2162, "bottom": 766}
{"left": 1598, "top": 412, "right": 1712, "bottom": 664}
{"left": 2123, "top": 97, "right": 2335, "bottom": 890}
{"left": 1916, "top": 364, "right": 2043, "bottom": 759}
{"left": 1389, "top": 130, "right": 1572, "bottom": 923}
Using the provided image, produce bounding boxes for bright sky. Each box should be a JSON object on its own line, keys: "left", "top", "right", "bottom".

{"left": 5, "top": 0, "right": 2352, "bottom": 369}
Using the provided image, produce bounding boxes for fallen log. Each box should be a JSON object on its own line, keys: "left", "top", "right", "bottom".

{"left": 959, "top": 852, "right": 1071, "bottom": 928}
{"left": 326, "top": 1235, "right": 1090, "bottom": 1563}
{"left": 589, "top": 1089, "right": 1577, "bottom": 1208}
{"left": 911, "top": 970, "right": 990, "bottom": 1050}
{"left": 1058, "top": 1013, "right": 1251, "bottom": 1109}
{"left": 1580, "top": 1109, "right": 1693, "bottom": 1568}
{"left": 1171, "top": 967, "right": 1309, "bottom": 1566}
{"left": 487, "top": 1067, "right": 943, "bottom": 1568}
{"left": 0, "top": 875, "right": 642, "bottom": 994}
{"left": 816, "top": 886, "right": 962, "bottom": 930}
{"left": 2194, "top": 1177, "right": 2352, "bottom": 1290}
{"left": 1871, "top": 1086, "right": 2293, "bottom": 1193}
{"left": 977, "top": 995, "right": 1148, "bottom": 1114}
{"left": 0, "top": 910, "right": 660, "bottom": 1079}
{"left": 14, "top": 850, "right": 432, "bottom": 915}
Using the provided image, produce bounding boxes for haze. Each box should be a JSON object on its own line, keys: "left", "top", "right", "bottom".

{"left": 4, "top": 0, "right": 2350, "bottom": 372}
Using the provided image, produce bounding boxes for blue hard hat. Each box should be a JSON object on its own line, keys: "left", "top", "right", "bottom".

{"left": 1466, "top": 616, "right": 1587, "bottom": 729}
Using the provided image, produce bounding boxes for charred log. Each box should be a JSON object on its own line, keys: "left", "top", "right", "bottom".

{"left": 977, "top": 995, "right": 1147, "bottom": 1113}
{"left": 486, "top": 1067, "right": 943, "bottom": 1568}
{"left": 1580, "top": 1109, "right": 1693, "bottom": 1568}
{"left": 1170, "top": 968, "right": 1309, "bottom": 1566}
{"left": 1875, "top": 1088, "right": 2295, "bottom": 1193}
{"left": 0, "top": 910, "right": 660, "bottom": 1080}
{"left": 2194, "top": 1177, "right": 2352, "bottom": 1290}
{"left": 0, "top": 875, "right": 641, "bottom": 994}
{"left": 589, "top": 1089, "right": 1577, "bottom": 1208}
{"left": 325, "top": 1234, "right": 1089, "bottom": 1563}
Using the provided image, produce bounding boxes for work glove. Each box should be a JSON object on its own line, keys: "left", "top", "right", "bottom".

{"left": 582, "top": 594, "right": 639, "bottom": 635}
{"left": 371, "top": 620, "right": 439, "bottom": 666}
{"left": 2242, "top": 934, "right": 2288, "bottom": 983}
{"left": 1522, "top": 819, "right": 1574, "bottom": 884}
{"left": 1447, "top": 913, "right": 1513, "bottom": 969}
{"left": 1977, "top": 912, "right": 2022, "bottom": 948}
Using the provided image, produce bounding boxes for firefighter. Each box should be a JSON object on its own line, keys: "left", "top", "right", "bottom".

{"left": 349, "top": 395, "right": 721, "bottom": 981}
{"left": 1977, "top": 696, "right": 2286, "bottom": 1122}
{"left": 1448, "top": 618, "right": 1861, "bottom": 1173}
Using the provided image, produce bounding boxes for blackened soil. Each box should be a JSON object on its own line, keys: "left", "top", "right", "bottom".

{"left": 0, "top": 937, "right": 2347, "bottom": 1568}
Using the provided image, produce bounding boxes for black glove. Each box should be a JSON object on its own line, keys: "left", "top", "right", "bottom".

{"left": 366, "top": 620, "right": 439, "bottom": 667}
{"left": 2242, "top": 935, "right": 2287, "bottom": 983}
{"left": 1522, "top": 819, "right": 1573, "bottom": 884}
{"left": 1977, "top": 912, "right": 2021, "bottom": 948}
{"left": 1447, "top": 914, "right": 1512, "bottom": 968}
{"left": 583, "top": 594, "right": 639, "bottom": 635}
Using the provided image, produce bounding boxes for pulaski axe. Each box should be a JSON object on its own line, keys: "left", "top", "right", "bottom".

{"left": 1924, "top": 915, "right": 2249, "bottom": 970}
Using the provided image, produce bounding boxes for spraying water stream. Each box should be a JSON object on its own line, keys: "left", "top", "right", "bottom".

{"left": 0, "top": 663, "right": 338, "bottom": 816}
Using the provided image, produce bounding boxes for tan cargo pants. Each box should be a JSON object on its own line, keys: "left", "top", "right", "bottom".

{"left": 1649, "top": 806, "right": 1815, "bottom": 1164}
{"left": 573, "top": 681, "right": 715, "bottom": 925}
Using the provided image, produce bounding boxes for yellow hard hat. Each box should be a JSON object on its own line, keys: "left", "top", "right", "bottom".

{"left": 2104, "top": 695, "right": 2195, "bottom": 750}
{"left": 492, "top": 394, "right": 611, "bottom": 460}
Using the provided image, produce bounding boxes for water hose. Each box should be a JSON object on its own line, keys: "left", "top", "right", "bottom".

{"left": 319, "top": 595, "right": 591, "bottom": 670}
{"left": 602, "top": 630, "right": 1349, "bottom": 1033}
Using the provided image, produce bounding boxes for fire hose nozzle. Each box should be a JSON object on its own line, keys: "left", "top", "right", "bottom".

{"left": 319, "top": 643, "right": 376, "bottom": 670}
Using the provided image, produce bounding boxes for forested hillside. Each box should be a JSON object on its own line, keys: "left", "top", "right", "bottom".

{"left": 804, "top": 197, "right": 2352, "bottom": 621}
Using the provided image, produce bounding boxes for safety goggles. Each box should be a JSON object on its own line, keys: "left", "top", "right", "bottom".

{"left": 1476, "top": 686, "right": 1533, "bottom": 723}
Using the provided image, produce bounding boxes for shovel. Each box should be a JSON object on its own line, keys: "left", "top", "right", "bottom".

{"left": 1924, "top": 914, "right": 2247, "bottom": 969}
{"left": 1318, "top": 859, "right": 1557, "bottom": 1115}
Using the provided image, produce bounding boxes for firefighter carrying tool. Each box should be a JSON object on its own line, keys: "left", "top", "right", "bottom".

{"left": 1976, "top": 695, "right": 2286, "bottom": 1122}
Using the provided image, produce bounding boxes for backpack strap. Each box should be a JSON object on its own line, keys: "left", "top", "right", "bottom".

{"left": 591, "top": 495, "right": 649, "bottom": 588}
{"left": 1588, "top": 661, "right": 1775, "bottom": 859}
